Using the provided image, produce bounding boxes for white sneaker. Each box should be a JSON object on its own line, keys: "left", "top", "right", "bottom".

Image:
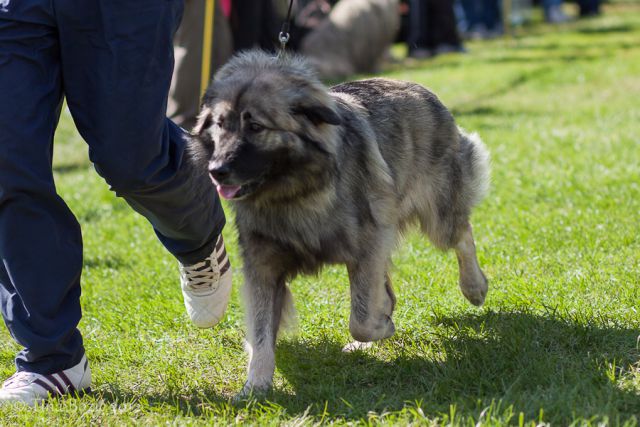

{"left": 0, "top": 355, "right": 91, "bottom": 406}
{"left": 179, "top": 235, "right": 233, "bottom": 328}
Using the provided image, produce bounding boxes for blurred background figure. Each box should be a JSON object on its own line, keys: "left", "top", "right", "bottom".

{"left": 407, "top": 0, "right": 465, "bottom": 58}
{"left": 168, "top": 0, "right": 233, "bottom": 130}
{"left": 459, "top": 0, "right": 503, "bottom": 39}
{"left": 542, "top": 0, "right": 570, "bottom": 23}
{"left": 577, "top": 0, "right": 601, "bottom": 17}
{"left": 508, "top": 0, "right": 533, "bottom": 27}
{"left": 229, "top": 0, "right": 281, "bottom": 50}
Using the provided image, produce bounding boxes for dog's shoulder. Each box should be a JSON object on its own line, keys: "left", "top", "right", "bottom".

{"left": 331, "top": 78, "right": 426, "bottom": 98}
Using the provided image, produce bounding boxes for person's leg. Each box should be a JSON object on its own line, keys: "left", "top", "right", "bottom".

{"left": 578, "top": 0, "right": 600, "bottom": 17}
{"left": 0, "top": 2, "right": 85, "bottom": 375}
{"left": 424, "top": 0, "right": 439, "bottom": 50}
{"left": 483, "top": 0, "right": 502, "bottom": 32}
{"left": 55, "top": 0, "right": 226, "bottom": 265}
{"left": 543, "top": 0, "right": 569, "bottom": 23}
{"left": 431, "top": 0, "right": 464, "bottom": 50}
{"left": 408, "top": 0, "right": 432, "bottom": 57}
{"left": 459, "top": 0, "right": 478, "bottom": 32}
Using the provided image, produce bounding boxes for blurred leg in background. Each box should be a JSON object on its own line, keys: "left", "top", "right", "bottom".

{"left": 577, "top": 0, "right": 601, "bottom": 18}
{"left": 408, "top": 0, "right": 464, "bottom": 58}
{"left": 543, "top": 0, "right": 569, "bottom": 23}
{"left": 459, "top": 0, "right": 502, "bottom": 39}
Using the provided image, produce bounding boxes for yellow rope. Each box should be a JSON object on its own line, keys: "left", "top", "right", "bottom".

{"left": 200, "top": 0, "right": 216, "bottom": 97}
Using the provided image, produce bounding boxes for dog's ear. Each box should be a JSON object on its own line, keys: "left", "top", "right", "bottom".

{"left": 191, "top": 81, "right": 220, "bottom": 136}
{"left": 290, "top": 76, "right": 342, "bottom": 127}
{"left": 191, "top": 106, "right": 213, "bottom": 136}
{"left": 294, "top": 104, "right": 342, "bottom": 127}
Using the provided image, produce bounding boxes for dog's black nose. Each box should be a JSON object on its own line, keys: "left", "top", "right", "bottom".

{"left": 209, "top": 164, "right": 231, "bottom": 183}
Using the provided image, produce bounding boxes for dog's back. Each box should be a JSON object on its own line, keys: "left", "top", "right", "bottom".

{"left": 331, "top": 78, "right": 490, "bottom": 248}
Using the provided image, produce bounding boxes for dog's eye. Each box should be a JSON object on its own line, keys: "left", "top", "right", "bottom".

{"left": 248, "top": 122, "right": 265, "bottom": 133}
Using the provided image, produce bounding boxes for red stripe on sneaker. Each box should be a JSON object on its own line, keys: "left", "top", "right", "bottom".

{"left": 220, "top": 258, "right": 231, "bottom": 276}
{"left": 45, "top": 374, "right": 66, "bottom": 395}
{"left": 33, "top": 378, "right": 56, "bottom": 395}
{"left": 57, "top": 372, "right": 76, "bottom": 393}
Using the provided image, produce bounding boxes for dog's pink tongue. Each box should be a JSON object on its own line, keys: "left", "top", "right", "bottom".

{"left": 217, "top": 184, "right": 241, "bottom": 200}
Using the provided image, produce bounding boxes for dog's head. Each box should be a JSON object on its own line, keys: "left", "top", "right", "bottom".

{"left": 191, "top": 50, "right": 342, "bottom": 203}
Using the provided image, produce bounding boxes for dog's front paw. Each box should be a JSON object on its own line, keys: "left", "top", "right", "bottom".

{"left": 459, "top": 269, "right": 488, "bottom": 306}
{"left": 349, "top": 315, "right": 395, "bottom": 342}
{"left": 233, "top": 381, "right": 271, "bottom": 403}
{"left": 342, "top": 341, "right": 373, "bottom": 352}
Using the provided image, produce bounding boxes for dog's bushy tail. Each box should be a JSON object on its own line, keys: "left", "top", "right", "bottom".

{"left": 459, "top": 129, "right": 491, "bottom": 208}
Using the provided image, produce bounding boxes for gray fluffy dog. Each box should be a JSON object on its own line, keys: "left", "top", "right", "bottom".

{"left": 190, "top": 50, "right": 490, "bottom": 396}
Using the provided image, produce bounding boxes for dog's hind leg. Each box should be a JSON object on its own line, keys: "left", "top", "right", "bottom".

{"left": 454, "top": 222, "right": 488, "bottom": 306}
{"left": 418, "top": 131, "right": 489, "bottom": 306}
{"left": 346, "top": 229, "right": 397, "bottom": 344}
{"left": 420, "top": 211, "right": 488, "bottom": 306}
{"left": 239, "top": 268, "right": 292, "bottom": 397}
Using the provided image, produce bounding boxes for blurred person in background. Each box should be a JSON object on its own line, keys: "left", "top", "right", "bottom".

{"left": 543, "top": 0, "right": 570, "bottom": 23}
{"left": 459, "top": 0, "right": 502, "bottom": 39}
{"left": 408, "top": 0, "right": 465, "bottom": 58}
{"left": 577, "top": 0, "right": 601, "bottom": 17}
{"left": 229, "top": 0, "right": 281, "bottom": 50}
{"left": 168, "top": 0, "right": 233, "bottom": 130}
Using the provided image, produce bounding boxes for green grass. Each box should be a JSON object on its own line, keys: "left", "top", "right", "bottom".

{"left": 2, "top": 3, "right": 640, "bottom": 425}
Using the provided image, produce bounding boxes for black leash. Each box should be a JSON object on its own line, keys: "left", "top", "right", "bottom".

{"left": 278, "top": 0, "right": 295, "bottom": 55}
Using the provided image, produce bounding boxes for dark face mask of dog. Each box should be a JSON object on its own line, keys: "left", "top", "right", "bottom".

{"left": 191, "top": 107, "right": 274, "bottom": 200}
{"left": 191, "top": 101, "right": 341, "bottom": 201}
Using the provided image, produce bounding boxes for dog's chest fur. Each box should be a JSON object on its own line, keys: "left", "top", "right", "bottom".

{"left": 234, "top": 195, "right": 362, "bottom": 277}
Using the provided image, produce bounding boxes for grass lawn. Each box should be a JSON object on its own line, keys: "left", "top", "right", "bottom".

{"left": 1, "top": 3, "right": 639, "bottom": 425}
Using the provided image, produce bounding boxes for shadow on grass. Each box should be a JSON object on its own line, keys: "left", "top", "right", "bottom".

{"left": 83, "top": 255, "right": 129, "bottom": 270}
{"left": 577, "top": 24, "right": 635, "bottom": 35}
{"left": 267, "top": 309, "right": 640, "bottom": 423}
{"left": 451, "top": 66, "right": 552, "bottom": 113}
{"left": 451, "top": 105, "right": 547, "bottom": 118}
{"left": 484, "top": 53, "right": 612, "bottom": 64}
{"left": 513, "top": 40, "right": 637, "bottom": 56}
{"left": 89, "top": 309, "right": 639, "bottom": 422}
{"left": 53, "top": 162, "right": 91, "bottom": 175}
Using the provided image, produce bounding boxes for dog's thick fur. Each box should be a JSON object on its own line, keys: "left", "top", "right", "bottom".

{"left": 191, "top": 51, "right": 490, "bottom": 396}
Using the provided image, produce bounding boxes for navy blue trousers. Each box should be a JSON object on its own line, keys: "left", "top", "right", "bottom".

{"left": 0, "top": 0, "right": 225, "bottom": 375}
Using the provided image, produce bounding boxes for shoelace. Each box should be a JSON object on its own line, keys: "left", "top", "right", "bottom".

{"left": 3, "top": 371, "right": 38, "bottom": 388}
{"left": 181, "top": 257, "right": 219, "bottom": 291}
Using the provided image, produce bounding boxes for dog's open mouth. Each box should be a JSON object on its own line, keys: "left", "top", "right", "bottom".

{"left": 217, "top": 184, "right": 242, "bottom": 200}
{"left": 214, "top": 180, "right": 261, "bottom": 200}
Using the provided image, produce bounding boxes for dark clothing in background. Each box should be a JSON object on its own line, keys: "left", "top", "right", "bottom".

{"left": 230, "top": 0, "right": 281, "bottom": 51}
{"left": 408, "top": 0, "right": 462, "bottom": 53}
{"left": 460, "top": 0, "right": 501, "bottom": 33}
